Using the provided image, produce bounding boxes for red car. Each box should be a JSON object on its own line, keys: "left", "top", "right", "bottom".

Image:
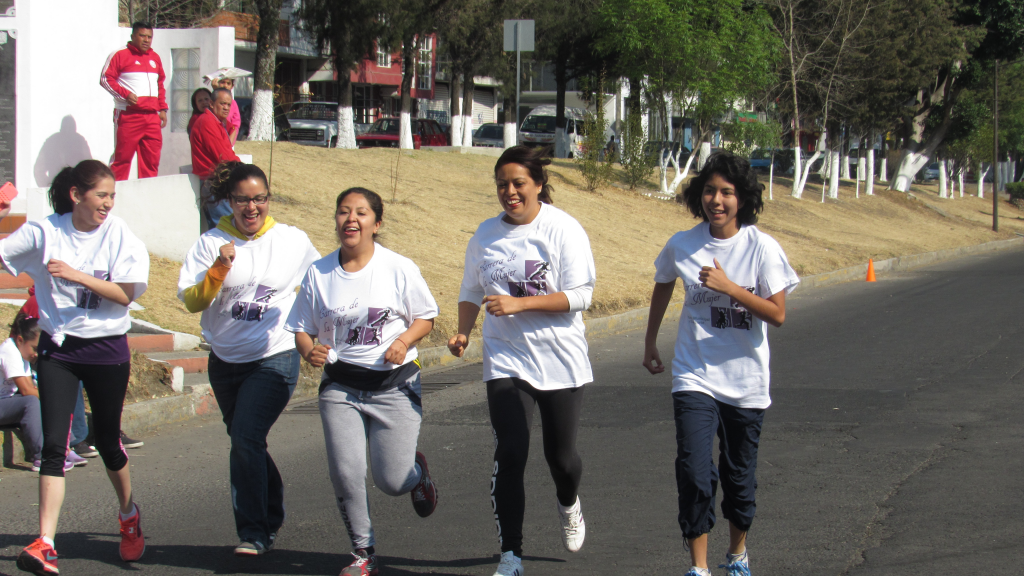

{"left": 356, "top": 117, "right": 450, "bottom": 149}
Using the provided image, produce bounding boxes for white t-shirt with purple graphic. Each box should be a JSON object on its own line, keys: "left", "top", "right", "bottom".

{"left": 0, "top": 338, "right": 31, "bottom": 399}
{"left": 177, "top": 223, "right": 320, "bottom": 364}
{"left": 654, "top": 223, "right": 800, "bottom": 409}
{"left": 459, "top": 203, "right": 596, "bottom": 390}
{"left": 284, "top": 244, "right": 439, "bottom": 371}
{"left": 0, "top": 213, "right": 149, "bottom": 346}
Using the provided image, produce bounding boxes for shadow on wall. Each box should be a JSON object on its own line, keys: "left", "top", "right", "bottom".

{"left": 33, "top": 116, "right": 94, "bottom": 187}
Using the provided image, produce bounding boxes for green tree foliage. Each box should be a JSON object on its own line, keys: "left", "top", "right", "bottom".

{"left": 620, "top": 106, "right": 655, "bottom": 190}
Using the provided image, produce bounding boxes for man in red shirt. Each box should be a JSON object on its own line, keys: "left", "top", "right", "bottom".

{"left": 191, "top": 88, "right": 241, "bottom": 228}
{"left": 100, "top": 22, "right": 168, "bottom": 181}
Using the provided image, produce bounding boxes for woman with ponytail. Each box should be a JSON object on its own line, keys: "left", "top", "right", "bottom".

{"left": 0, "top": 159, "right": 150, "bottom": 574}
{"left": 177, "top": 162, "right": 319, "bottom": 556}
{"left": 448, "top": 146, "right": 597, "bottom": 576}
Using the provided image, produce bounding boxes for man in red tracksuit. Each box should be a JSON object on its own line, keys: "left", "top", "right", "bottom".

{"left": 100, "top": 22, "right": 168, "bottom": 181}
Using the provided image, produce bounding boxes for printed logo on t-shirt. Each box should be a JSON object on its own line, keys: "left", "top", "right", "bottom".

{"left": 345, "top": 307, "right": 393, "bottom": 347}
{"left": 231, "top": 284, "right": 276, "bottom": 322}
{"left": 507, "top": 260, "right": 550, "bottom": 297}
{"left": 76, "top": 270, "right": 110, "bottom": 309}
{"left": 711, "top": 286, "right": 755, "bottom": 331}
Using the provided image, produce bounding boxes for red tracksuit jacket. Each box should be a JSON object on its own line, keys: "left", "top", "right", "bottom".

{"left": 100, "top": 43, "right": 168, "bottom": 113}
{"left": 190, "top": 110, "right": 240, "bottom": 180}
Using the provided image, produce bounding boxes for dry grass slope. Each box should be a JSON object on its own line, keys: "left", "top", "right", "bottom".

{"left": 136, "top": 142, "right": 1024, "bottom": 348}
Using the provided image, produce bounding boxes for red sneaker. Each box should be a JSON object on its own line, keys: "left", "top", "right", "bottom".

{"left": 410, "top": 451, "right": 438, "bottom": 517}
{"left": 340, "top": 549, "right": 379, "bottom": 576}
{"left": 118, "top": 504, "right": 145, "bottom": 562}
{"left": 16, "top": 538, "right": 59, "bottom": 575}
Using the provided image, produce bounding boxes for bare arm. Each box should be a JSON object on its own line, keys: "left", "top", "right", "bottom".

{"left": 384, "top": 318, "right": 434, "bottom": 365}
{"left": 447, "top": 301, "right": 482, "bottom": 358}
{"left": 13, "top": 376, "right": 37, "bottom": 398}
{"left": 481, "top": 292, "right": 571, "bottom": 317}
{"left": 699, "top": 258, "right": 786, "bottom": 327}
{"left": 295, "top": 332, "right": 331, "bottom": 368}
{"left": 643, "top": 282, "right": 676, "bottom": 374}
{"left": 47, "top": 260, "right": 135, "bottom": 307}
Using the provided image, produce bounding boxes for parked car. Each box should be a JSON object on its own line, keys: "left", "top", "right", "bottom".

{"left": 749, "top": 148, "right": 787, "bottom": 172}
{"left": 285, "top": 101, "right": 339, "bottom": 147}
{"left": 355, "top": 117, "right": 450, "bottom": 149}
{"left": 921, "top": 162, "right": 941, "bottom": 181}
{"left": 519, "top": 105, "right": 586, "bottom": 157}
{"left": 236, "top": 97, "right": 290, "bottom": 142}
{"left": 473, "top": 123, "right": 505, "bottom": 148}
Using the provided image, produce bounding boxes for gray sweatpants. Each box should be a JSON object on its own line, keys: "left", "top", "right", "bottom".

{"left": 319, "top": 375, "right": 423, "bottom": 550}
{"left": 0, "top": 395, "right": 43, "bottom": 461}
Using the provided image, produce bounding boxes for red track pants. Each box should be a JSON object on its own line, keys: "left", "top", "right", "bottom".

{"left": 111, "top": 110, "right": 163, "bottom": 180}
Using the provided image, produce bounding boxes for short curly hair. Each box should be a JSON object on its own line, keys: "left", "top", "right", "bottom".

{"left": 680, "top": 151, "right": 764, "bottom": 226}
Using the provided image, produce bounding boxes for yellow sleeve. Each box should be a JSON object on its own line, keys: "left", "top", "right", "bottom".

{"left": 182, "top": 259, "right": 232, "bottom": 313}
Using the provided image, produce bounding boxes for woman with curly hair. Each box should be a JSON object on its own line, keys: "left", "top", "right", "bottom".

{"left": 643, "top": 152, "right": 800, "bottom": 576}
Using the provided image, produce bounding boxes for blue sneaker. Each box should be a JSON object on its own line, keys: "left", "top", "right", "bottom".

{"left": 684, "top": 568, "right": 711, "bottom": 576}
{"left": 719, "top": 550, "right": 751, "bottom": 576}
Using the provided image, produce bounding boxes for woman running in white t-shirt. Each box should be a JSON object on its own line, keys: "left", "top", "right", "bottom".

{"left": 286, "top": 187, "right": 439, "bottom": 576}
{"left": 177, "top": 162, "right": 320, "bottom": 556}
{"left": 643, "top": 152, "right": 799, "bottom": 576}
{"left": 0, "top": 160, "right": 150, "bottom": 575}
{"left": 449, "top": 146, "right": 597, "bottom": 576}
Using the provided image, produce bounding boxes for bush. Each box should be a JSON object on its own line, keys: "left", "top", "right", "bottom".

{"left": 574, "top": 110, "right": 614, "bottom": 192}
{"left": 620, "top": 107, "right": 655, "bottom": 190}
{"left": 1006, "top": 182, "right": 1024, "bottom": 200}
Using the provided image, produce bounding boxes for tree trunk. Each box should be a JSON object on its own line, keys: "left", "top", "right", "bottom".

{"left": 977, "top": 162, "right": 987, "bottom": 198}
{"left": 399, "top": 40, "right": 415, "bottom": 150}
{"left": 335, "top": 77, "right": 356, "bottom": 149}
{"left": 879, "top": 136, "right": 888, "bottom": 182}
{"left": 462, "top": 73, "right": 474, "bottom": 147}
{"left": 828, "top": 149, "right": 840, "bottom": 199}
{"left": 554, "top": 55, "right": 568, "bottom": 158}
{"left": 866, "top": 147, "right": 875, "bottom": 196}
{"left": 450, "top": 74, "right": 463, "bottom": 147}
{"left": 790, "top": 147, "right": 803, "bottom": 198}
{"left": 249, "top": 0, "right": 283, "bottom": 142}
{"left": 938, "top": 159, "right": 947, "bottom": 198}
{"left": 768, "top": 151, "right": 774, "bottom": 201}
{"left": 841, "top": 130, "right": 851, "bottom": 180}
{"left": 502, "top": 94, "right": 515, "bottom": 148}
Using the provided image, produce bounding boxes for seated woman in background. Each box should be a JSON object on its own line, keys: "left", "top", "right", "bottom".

{"left": 187, "top": 88, "right": 213, "bottom": 136}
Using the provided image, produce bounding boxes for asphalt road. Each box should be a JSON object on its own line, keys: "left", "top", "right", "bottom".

{"left": 1, "top": 247, "right": 1022, "bottom": 576}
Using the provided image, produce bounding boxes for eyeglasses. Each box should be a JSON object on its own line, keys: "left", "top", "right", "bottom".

{"left": 230, "top": 194, "right": 269, "bottom": 206}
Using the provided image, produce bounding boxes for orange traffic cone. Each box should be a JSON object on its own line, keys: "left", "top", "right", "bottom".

{"left": 866, "top": 259, "right": 877, "bottom": 282}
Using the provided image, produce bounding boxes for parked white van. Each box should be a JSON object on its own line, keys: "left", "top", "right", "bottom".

{"left": 519, "top": 105, "right": 586, "bottom": 157}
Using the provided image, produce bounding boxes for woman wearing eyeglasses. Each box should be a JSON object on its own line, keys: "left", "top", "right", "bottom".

{"left": 177, "top": 161, "right": 321, "bottom": 556}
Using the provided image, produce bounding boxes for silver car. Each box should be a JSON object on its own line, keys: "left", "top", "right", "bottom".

{"left": 473, "top": 123, "right": 505, "bottom": 148}
{"left": 286, "top": 102, "right": 339, "bottom": 147}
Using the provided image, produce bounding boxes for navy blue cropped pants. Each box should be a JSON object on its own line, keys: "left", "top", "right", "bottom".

{"left": 673, "top": 390, "right": 764, "bottom": 540}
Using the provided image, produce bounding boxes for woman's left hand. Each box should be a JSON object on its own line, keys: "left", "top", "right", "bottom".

{"left": 698, "top": 259, "right": 737, "bottom": 295}
{"left": 384, "top": 338, "right": 408, "bottom": 365}
{"left": 483, "top": 295, "right": 525, "bottom": 317}
{"left": 47, "top": 259, "right": 83, "bottom": 283}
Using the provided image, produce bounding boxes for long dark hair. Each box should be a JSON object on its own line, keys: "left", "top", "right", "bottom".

{"left": 494, "top": 146, "right": 554, "bottom": 204}
{"left": 9, "top": 312, "right": 40, "bottom": 342}
{"left": 191, "top": 87, "right": 212, "bottom": 115}
{"left": 203, "top": 162, "right": 270, "bottom": 210}
{"left": 48, "top": 160, "right": 115, "bottom": 215}
{"left": 680, "top": 151, "right": 764, "bottom": 225}
{"left": 336, "top": 187, "right": 383, "bottom": 241}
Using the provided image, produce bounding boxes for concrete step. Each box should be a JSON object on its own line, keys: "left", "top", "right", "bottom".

{"left": 128, "top": 333, "right": 176, "bottom": 353}
{"left": 146, "top": 350, "right": 209, "bottom": 374}
{"left": 0, "top": 272, "right": 32, "bottom": 289}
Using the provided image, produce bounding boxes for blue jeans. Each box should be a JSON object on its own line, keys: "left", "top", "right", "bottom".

{"left": 208, "top": 349, "right": 299, "bottom": 547}
{"left": 71, "top": 382, "right": 88, "bottom": 446}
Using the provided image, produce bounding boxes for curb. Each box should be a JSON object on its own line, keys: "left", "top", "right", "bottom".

{"left": 114, "top": 236, "right": 1023, "bottom": 438}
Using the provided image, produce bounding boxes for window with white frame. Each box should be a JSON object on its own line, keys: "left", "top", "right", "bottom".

{"left": 376, "top": 41, "right": 391, "bottom": 68}
{"left": 170, "top": 48, "right": 202, "bottom": 132}
{"left": 417, "top": 36, "right": 432, "bottom": 91}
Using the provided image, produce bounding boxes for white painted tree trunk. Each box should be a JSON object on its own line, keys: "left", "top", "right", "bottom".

{"left": 959, "top": 168, "right": 965, "bottom": 197}
{"left": 658, "top": 148, "right": 696, "bottom": 196}
{"left": 892, "top": 151, "right": 930, "bottom": 191}
{"left": 791, "top": 148, "right": 803, "bottom": 198}
{"left": 857, "top": 156, "right": 866, "bottom": 181}
{"left": 938, "top": 159, "right": 948, "bottom": 198}
{"left": 879, "top": 157, "right": 888, "bottom": 183}
{"left": 794, "top": 132, "right": 826, "bottom": 199}
{"left": 400, "top": 111, "right": 414, "bottom": 149}
{"left": 828, "top": 150, "right": 840, "bottom": 199}
{"left": 841, "top": 152, "right": 851, "bottom": 180}
{"left": 977, "top": 162, "right": 987, "bottom": 198}
{"left": 451, "top": 112, "right": 463, "bottom": 148}
{"left": 462, "top": 114, "right": 473, "bottom": 147}
{"left": 336, "top": 104, "right": 357, "bottom": 149}
{"left": 866, "top": 149, "right": 875, "bottom": 196}
{"left": 504, "top": 121, "right": 516, "bottom": 148}
{"left": 697, "top": 142, "right": 712, "bottom": 170}
{"left": 248, "top": 89, "right": 275, "bottom": 141}
{"left": 769, "top": 157, "right": 774, "bottom": 200}
{"left": 555, "top": 127, "right": 567, "bottom": 158}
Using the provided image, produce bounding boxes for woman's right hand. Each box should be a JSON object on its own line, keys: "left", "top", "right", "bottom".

{"left": 305, "top": 344, "right": 332, "bottom": 368}
{"left": 642, "top": 343, "right": 665, "bottom": 375}
{"left": 447, "top": 333, "right": 469, "bottom": 358}
{"left": 218, "top": 241, "right": 235, "bottom": 267}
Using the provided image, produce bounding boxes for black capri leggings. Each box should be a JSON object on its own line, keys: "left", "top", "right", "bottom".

{"left": 36, "top": 356, "right": 131, "bottom": 477}
{"left": 487, "top": 377, "right": 585, "bottom": 557}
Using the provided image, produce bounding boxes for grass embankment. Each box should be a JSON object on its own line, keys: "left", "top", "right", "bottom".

{"left": 133, "top": 143, "right": 1024, "bottom": 348}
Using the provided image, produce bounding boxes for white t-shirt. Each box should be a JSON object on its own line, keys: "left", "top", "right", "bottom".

{"left": 285, "top": 244, "right": 439, "bottom": 371}
{"left": 654, "top": 223, "right": 800, "bottom": 409}
{"left": 0, "top": 214, "right": 149, "bottom": 346}
{"left": 458, "top": 203, "right": 596, "bottom": 390}
{"left": 0, "top": 338, "right": 31, "bottom": 399}
{"left": 177, "top": 222, "right": 320, "bottom": 364}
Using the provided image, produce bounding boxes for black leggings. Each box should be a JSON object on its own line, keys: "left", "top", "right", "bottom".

{"left": 487, "top": 377, "right": 585, "bottom": 557}
{"left": 36, "top": 356, "right": 130, "bottom": 477}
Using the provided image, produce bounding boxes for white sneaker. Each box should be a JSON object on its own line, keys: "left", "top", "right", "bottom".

{"left": 492, "top": 550, "right": 523, "bottom": 576}
{"left": 557, "top": 496, "right": 586, "bottom": 552}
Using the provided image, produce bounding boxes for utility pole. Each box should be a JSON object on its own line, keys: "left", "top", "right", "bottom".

{"left": 993, "top": 59, "right": 999, "bottom": 232}
{"left": 504, "top": 20, "right": 534, "bottom": 147}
